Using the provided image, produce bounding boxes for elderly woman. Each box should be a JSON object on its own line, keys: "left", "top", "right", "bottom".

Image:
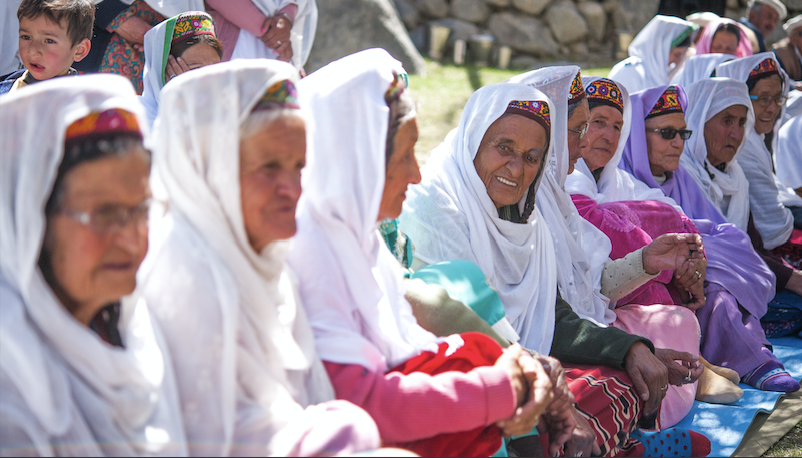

{"left": 0, "top": 75, "right": 185, "bottom": 454}
{"left": 287, "top": 49, "right": 557, "bottom": 457}
{"left": 619, "top": 83, "right": 799, "bottom": 393}
{"left": 138, "top": 59, "right": 381, "bottom": 456}
{"left": 694, "top": 18, "right": 753, "bottom": 58}
{"left": 608, "top": 15, "right": 697, "bottom": 94}
{"left": 141, "top": 11, "right": 222, "bottom": 127}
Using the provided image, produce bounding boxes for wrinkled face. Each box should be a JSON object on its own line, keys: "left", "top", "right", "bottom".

{"left": 567, "top": 99, "right": 590, "bottom": 174}
{"left": 474, "top": 114, "right": 548, "bottom": 208}
{"left": 710, "top": 30, "right": 739, "bottom": 55}
{"left": 165, "top": 42, "right": 221, "bottom": 81}
{"left": 749, "top": 6, "right": 779, "bottom": 37}
{"left": 669, "top": 46, "right": 688, "bottom": 67}
{"left": 240, "top": 114, "right": 305, "bottom": 251}
{"left": 645, "top": 112, "right": 687, "bottom": 176}
{"left": 378, "top": 118, "right": 421, "bottom": 221}
{"left": 704, "top": 104, "right": 747, "bottom": 167}
{"left": 789, "top": 27, "right": 802, "bottom": 51}
{"left": 18, "top": 15, "right": 89, "bottom": 80}
{"left": 580, "top": 105, "right": 624, "bottom": 172}
{"left": 750, "top": 75, "right": 783, "bottom": 135}
{"left": 42, "top": 151, "right": 150, "bottom": 325}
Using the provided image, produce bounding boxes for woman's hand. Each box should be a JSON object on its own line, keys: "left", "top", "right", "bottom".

{"left": 624, "top": 341, "right": 668, "bottom": 416}
{"left": 654, "top": 348, "right": 703, "bottom": 386}
{"left": 642, "top": 233, "right": 705, "bottom": 275}
{"left": 115, "top": 16, "right": 152, "bottom": 50}
{"left": 672, "top": 258, "right": 706, "bottom": 311}
{"left": 496, "top": 345, "right": 554, "bottom": 437}
{"left": 276, "top": 41, "right": 293, "bottom": 62}
{"left": 260, "top": 15, "right": 292, "bottom": 49}
{"left": 539, "top": 406, "right": 601, "bottom": 458}
{"left": 164, "top": 55, "right": 191, "bottom": 83}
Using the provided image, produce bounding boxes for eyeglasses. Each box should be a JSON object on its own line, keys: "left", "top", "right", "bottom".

{"left": 749, "top": 94, "right": 788, "bottom": 107}
{"left": 568, "top": 123, "right": 589, "bottom": 139}
{"left": 60, "top": 198, "right": 167, "bottom": 235}
{"left": 645, "top": 128, "right": 693, "bottom": 140}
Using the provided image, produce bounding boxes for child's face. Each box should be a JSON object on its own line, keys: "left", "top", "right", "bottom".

{"left": 18, "top": 14, "right": 89, "bottom": 80}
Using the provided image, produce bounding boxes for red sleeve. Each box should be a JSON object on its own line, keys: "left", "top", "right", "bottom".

{"left": 323, "top": 361, "right": 516, "bottom": 444}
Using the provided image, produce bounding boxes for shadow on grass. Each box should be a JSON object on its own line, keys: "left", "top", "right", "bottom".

{"left": 466, "top": 64, "right": 483, "bottom": 91}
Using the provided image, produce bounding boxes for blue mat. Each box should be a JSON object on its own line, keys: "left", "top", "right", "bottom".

{"left": 675, "top": 337, "right": 802, "bottom": 457}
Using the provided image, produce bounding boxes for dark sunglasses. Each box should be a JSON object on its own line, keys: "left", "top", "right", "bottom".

{"left": 645, "top": 128, "right": 693, "bottom": 140}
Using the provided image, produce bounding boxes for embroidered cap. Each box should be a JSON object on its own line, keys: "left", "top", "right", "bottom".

{"left": 385, "top": 72, "right": 407, "bottom": 105}
{"left": 647, "top": 86, "right": 684, "bottom": 119}
{"left": 568, "top": 71, "right": 585, "bottom": 104}
{"left": 585, "top": 78, "right": 624, "bottom": 113}
{"left": 747, "top": 57, "right": 780, "bottom": 83}
{"left": 171, "top": 12, "right": 216, "bottom": 44}
{"left": 65, "top": 109, "right": 142, "bottom": 143}
{"left": 253, "top": 79, "right": 300, "bottom": 111}
{"left": 505, "top": 100, "right": 551, "bottom": 134}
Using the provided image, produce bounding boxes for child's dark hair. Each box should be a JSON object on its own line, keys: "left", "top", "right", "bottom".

{"left": 17, "top": 0, "right": 94, "bottom": 47}
{"left": 170, "top": 35, "right": 224, "bottom": 60}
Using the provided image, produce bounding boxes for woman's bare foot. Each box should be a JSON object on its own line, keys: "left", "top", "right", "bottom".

{"left": 698, "top": 356, "right": 740, "bottom": 385}
{"left": 696, "top": 367, "right": 743, "bottom": 404}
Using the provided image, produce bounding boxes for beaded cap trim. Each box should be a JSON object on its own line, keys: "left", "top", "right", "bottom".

{"left": 253, "top": 79, "right": 300, "bottom": 111}
{"left": 385, "top": 72, "right": 407, "bottom": 105}
{"left": 748, "top": 57, "right": 780, "bottom": 82}
{"left": 568, "top": 71, "right": 586, "bottom": 104}
{"left": 505, "top": 100, "right": 551, "bottom": 133}
{"left": 647, "top": 86, "right": 684, "bottom": 119}
{"left": 65, "top": 109, "right": 141, "bottom": 142}
{"left": 585, "top": 78, "right": 624, "bottom": 113}
{"left": 171, "top": 12, "right": 216, "bottom": 44}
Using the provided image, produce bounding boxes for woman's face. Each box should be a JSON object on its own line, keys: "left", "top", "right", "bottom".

{"left": 669, "top": 46, "right": 688, "bottom": 67}
{"left": 567, "top": 99, "right": 590, "bottom": 174}
{"left": 164, "top": 42, "right": 221, "bottom": 81}
{"left": 42, "top": 150, "right": 150, "bottom": 325}
{"left": 750, "top": 76, "right": 783, "bottom": 135}
{"left": 378, "top": 118, "right": 421, "bottom": 221}
{"left": 709, "top": 30, "right": 739, "bottom": 55}
{"left": 474, "top": 114, "right": 548, "bottom": 208}
{"left": 240, "top": 114, "right": 306, "bottom": 252}
{"left": 645, "top": 112, "right": 687, "bottom": 176}
{"left": 580, "top": 105, "right": 624, "bottom": 172}
{"left": 703, "top": 104, "right": 747, "bottom": 167}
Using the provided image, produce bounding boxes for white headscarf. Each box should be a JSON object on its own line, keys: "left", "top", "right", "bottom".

{"left": 229, "top": 0, "right": 318, "bottom": 69}
{"left": 776, "top": 115, "right": 802, "bottom": 190}
{"left": 608, "top": 15, "right": 696, "bottom": 94}
{"left": 92, "top": 0, "right": 204, "bottom": 20}
{"left": 0, "top": 75, "right": 186, "bottom": 456}
{"left": 716, "top": 53, "right": 802, "bottom": 249}
{"left": 507, "top": 67, "right": 618, "bottom": 327}
{"left": 670, "top": 53, "right": 736, "bottom": 87}
{"left": 287, "top": 49, "right": 442, "bottom": 373}
{"left": 141, "top": 59, "right": 333, "bottom": 456}
{"left": 680, "top": 78, "right": 754, "bottom": 231}
{"left": 566, "top": 76, "right": 682, "bottom": 210}
{"left": 400, "top": 79, "right": 559, "bottom": 354}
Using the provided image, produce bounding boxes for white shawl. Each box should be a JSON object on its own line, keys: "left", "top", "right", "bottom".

{"left": 400, "top": 80, "right": 559, "bottom": 355}
{"left": 608, "top": 15, "right": 695, "bottom": 94}
{"left": 509, "top": 67, "right": 617, "bottom": 327}
{"left": 140, "top": 59, "right": 334, "bottom": 456}
{"left": 288, "top": 49, "right": 442, "bottom": 374}
{"left": 141, "top": 17, "right": 173, "bottom": 129}
{"left": 566, "top": 76, "right": 683, "bottom": 211}
{"left": 680, "top": 78, "right": 754, "bottom": 231}
{"left": 0, "top": 75, "right": 186, "bottom": 456}
{"left": 776, "top": 115, "right": 802, "bottom": 190}
{"left": 669, "top": 53, "right": 736, "bottom": 87}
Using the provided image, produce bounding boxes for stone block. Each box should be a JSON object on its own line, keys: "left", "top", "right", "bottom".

{"left": 451, "top": 0, "right": 490, "bottom": 23}
{"left": 416, "top": 0, "right": 449, "bottom": 17}
{"left": 488, "top": 12, "right": 559, "bottom": 56}
{"left": 578, "top": 1, "right": 607, "bottom": 41}
{"left": 611, "top": 0, "right": 658, "bottom": 34}
{"left": 485, "top": 0, "right": 511, "bottom": 6}
{"left": 511, "top": 0, "right": 552, "bottom": 16}
{"left": 434, "top": 17, "right": 480, "bottom": 44}
{"left": 546, "top": 1, "right": 588, "bottom": 43}
{"left": 393, "top": 0, "right": 420, "bottom": 29}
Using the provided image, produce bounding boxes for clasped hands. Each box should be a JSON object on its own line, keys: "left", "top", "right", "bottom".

{"left": 642, "top": 233, "right": 707, "bottom": 311}
{"left": 259, "top": 15, "right": 293, "bottom": 62}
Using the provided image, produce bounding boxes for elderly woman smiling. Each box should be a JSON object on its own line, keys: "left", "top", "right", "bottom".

{"left": 0, "top": 75, "right": 185, "bottom": 455}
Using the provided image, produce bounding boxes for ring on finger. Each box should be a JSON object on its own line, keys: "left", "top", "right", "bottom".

{"left": 684, "top": 368, "right": 692, "bottom": 383}
{"left": 277, "top": 40, "right": 282, "bottom": 45}
{"left": 695, "top": 270, "right": 702, "bottom": 279}
{"left": 660, "top": 385, "right": 668, "bottom": 391}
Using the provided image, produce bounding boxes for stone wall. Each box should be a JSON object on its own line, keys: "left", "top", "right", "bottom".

{"left": 393, "top": 0, "right": 801, "bottom": 67}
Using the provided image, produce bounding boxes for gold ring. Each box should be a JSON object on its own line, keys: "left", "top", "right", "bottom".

{"left": 695, "top": 270, "right": 702, "bottom": 279}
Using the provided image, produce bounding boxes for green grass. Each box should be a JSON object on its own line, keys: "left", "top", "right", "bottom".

{"left": 407, "top": 60, "right": 611, "bottom": 163}
{"left": 763, "top": 421, "right": 802, "bottom": 457}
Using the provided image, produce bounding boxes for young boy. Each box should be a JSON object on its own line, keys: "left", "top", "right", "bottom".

{"left": 0, "top": 0, "right": 93, "bottom": 95}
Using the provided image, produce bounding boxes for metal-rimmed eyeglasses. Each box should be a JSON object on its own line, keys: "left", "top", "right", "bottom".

{"left": 645, "top": 128, "right": 693, "bottom": 140}
{"left": 60, "top": 198, "right": 167, "bottom": 235}
{"left": 749, "top": 94, "right": 788, "bottom": 108}
{"left": 568, "top": 123, "right": 589, "bottom": 139}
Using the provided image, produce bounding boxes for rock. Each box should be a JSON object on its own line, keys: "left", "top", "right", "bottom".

{"left": 511, "top": 55, "right": 540, "bottom": 69}
{"left": 611, "top": 0, "right": 658, "bottom": 34}
{"left": 488, "top": 12, "right": 559, "bottom": 56}
{"left": 450, "top": 0, "right": 490, "bottom": 23}
{"left": 485, "top": 0, "right": 511, "bottom": 6}
{"left": 602, "top": 0, "right": 618, "bottom": 13}
{"left": 433, "top": 17, "right": 480, "bottom": 44}
{"left": 393, "top": 0, "right": 420, "bottom": 29}
{"left": 577, "top": 1, "right": 606, "bottom": 41}
{"left": 511, "top": 0, "right": 551, "bottom": 15}
{"left": 307, "top": 0, "right": 427, "bottom": 74}
{"left": 416, "top": 0, "right": 449, "bottom": 17}
{"left": 726, "top": 0, "right": 740, "bottom": 9}
{"left": 546, "top": 1, "right": 588, "bottom": 44}
{"left": 570, "top": 41, "right": 589, "bottom": 55}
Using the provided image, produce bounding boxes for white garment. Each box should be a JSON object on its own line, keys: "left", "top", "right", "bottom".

{"left": 230, "top": 0, "right": 318, "bottom": 69}
{"left": 670, "top": 53, "right": 736, "bottom": 87}
{"left": 0, "top": 0, "right": 23, "bottom": 76}
{"left": 141, "top": 17, "right": 173, "bottom": 129}
{"left": 680, "top": 78, "right": 754, "bottom": 231}
{"left": 0, "top": 75, "right": 186, "bottom": 456}
{"left": 288, "top": 49, "right": 442, "bottom": 373}
{"left": 608, "top": 15, "right": 695, "bottom": 94}
{"left": 566, "top": 76, "right": 683, "bottom": 211}
{"left": 141, "top": 59, "right": 336, "bottom": 456}
{"left": 92, "top": 0, "right": 204, "bottom": 20}
{"left": 776, "top": 115, "right": 802, "bottom": 190}
{"left": 400, "top": 79, "right": 559, "bottom": 354}
{"left": 783, "top": 89, "right": 802, "bottom": 126}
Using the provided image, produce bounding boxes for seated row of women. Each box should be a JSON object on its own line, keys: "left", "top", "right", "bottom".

{"left": 0, "top": 46, "right": 799, "bottom": 457}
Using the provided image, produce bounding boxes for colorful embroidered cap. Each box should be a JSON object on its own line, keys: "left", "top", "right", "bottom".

{"left": 253, "top": 79, "right": 300, "bottom": 111}
{"left": 585, "top": 78, "right": 624, "bottom": 113}
{"left": 747, "top": 57, "right": 780, "bottom": 83}
{"left": 385, "top": 72, "right": 407, "bottom": 105}
{"left": 568, "top": 71, "right": 585, "bottom": 105}
{"left": 65, "top": 109, "right": 142, "bottom": 143}
{"left": 171, "top": 12, "right": 216, "bottom": 44}
{"left": 505, "top": 100, "right": 551, "bottom": 134}
{"left": 647, "top": 86, "right": 684, "bottom": 119}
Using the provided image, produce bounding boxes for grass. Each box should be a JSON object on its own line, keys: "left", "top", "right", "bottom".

{"left": 763, "top": 421, "right": 802, "bottom": 457}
